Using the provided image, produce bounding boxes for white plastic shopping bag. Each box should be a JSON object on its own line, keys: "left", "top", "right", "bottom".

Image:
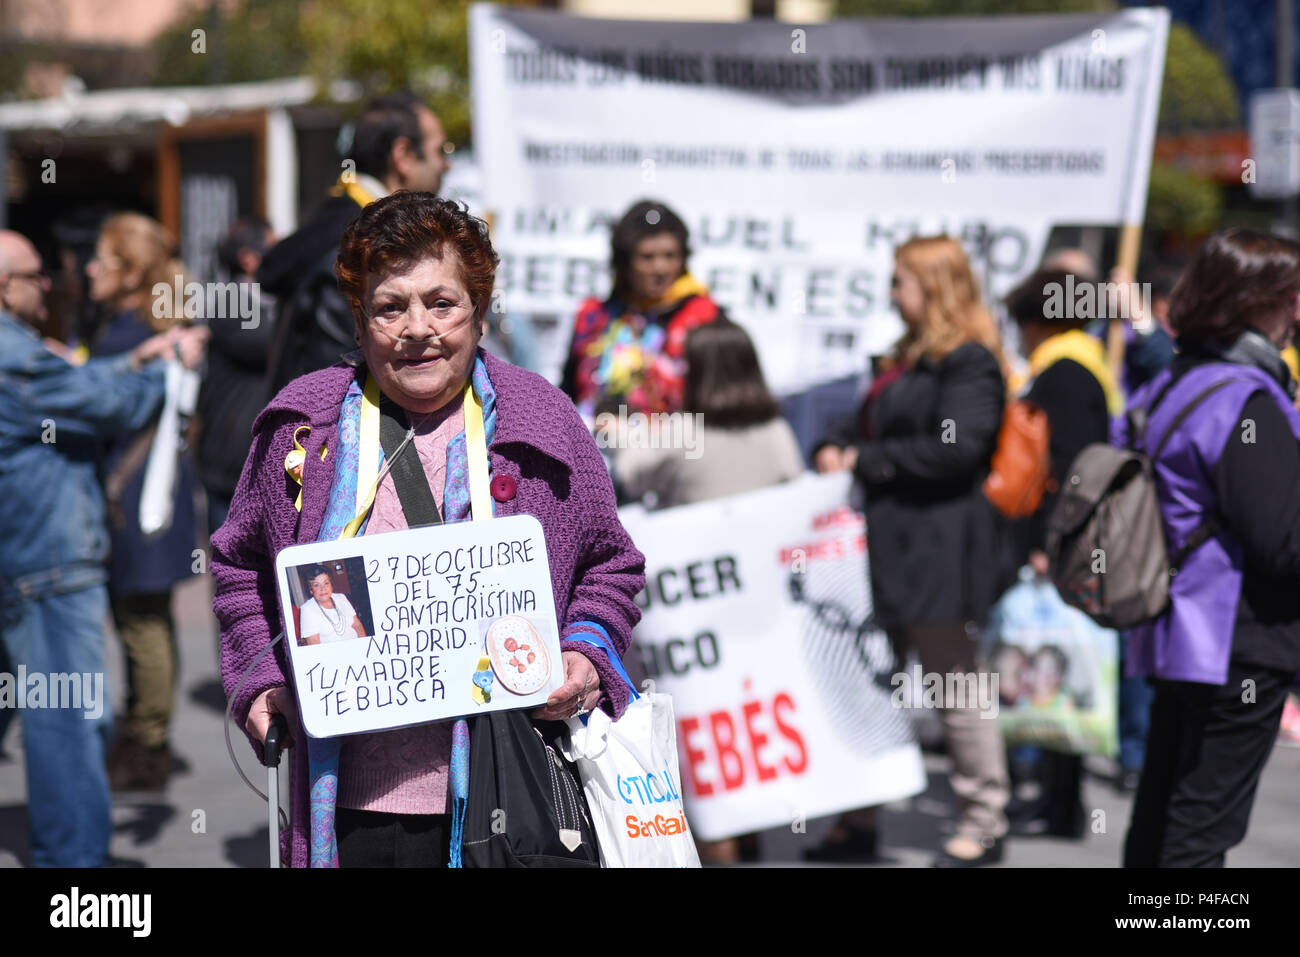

{"left": 139, "top": 359, "right": 201, "bottom": 536}
{"left": 560, "top": 634, "right": 701, "bottom": 868}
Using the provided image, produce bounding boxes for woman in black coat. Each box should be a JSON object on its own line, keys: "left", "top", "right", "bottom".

{"left": 812, "top": 235, "right": 1010, "bottom": 867}
{"left": 85, "top": 213, "right": 200, "bottom": 791}
{"left": 1002, "top": 268, "right": 1120, "bottom": 840}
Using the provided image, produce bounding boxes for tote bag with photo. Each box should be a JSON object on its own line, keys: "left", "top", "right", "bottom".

{"left": 983, "top": 568, "right": 1119, "bottom": 757}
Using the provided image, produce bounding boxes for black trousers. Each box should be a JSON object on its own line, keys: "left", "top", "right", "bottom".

{"left": 1123, "top": 662, "right": 1291, "bottom": 867}
{"left": 336, "top": 808, "right": 451, "bottom": 868}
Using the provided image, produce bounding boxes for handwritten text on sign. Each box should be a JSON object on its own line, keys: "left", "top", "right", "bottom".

{"left": 275, "top": 514, "right": 563, "bottom": 738}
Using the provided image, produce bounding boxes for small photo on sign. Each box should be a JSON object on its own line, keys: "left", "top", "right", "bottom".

{"left": 287, "top": 557, "right": 375, "bottom": 646}
{"left": 480, "top": 615, "right": 553, "bottom": 696}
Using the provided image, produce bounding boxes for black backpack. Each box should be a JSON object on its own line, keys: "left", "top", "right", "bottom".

{"left": 460, "top": 712, "right": 600, "bottom": 867}
{"left": 1045, "top": 374, "right": 1235, "bottom": 629}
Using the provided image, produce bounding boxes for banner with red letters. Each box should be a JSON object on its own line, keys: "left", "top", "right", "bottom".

{"left": 617, "top": 473, "right": 926, "bottom": 841}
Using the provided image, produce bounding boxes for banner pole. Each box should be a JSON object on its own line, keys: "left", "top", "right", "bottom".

{"left": 1108, "top": 221, "right": 1143, "bottom": 388}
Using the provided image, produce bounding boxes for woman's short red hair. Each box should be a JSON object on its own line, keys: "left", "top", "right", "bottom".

{"left": 335, "top": 191, "right": 498, "bottom": 321}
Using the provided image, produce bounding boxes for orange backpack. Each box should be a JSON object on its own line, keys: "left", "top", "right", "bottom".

{"left": 982, "top": 399, "right": 1053, "bottom": 518}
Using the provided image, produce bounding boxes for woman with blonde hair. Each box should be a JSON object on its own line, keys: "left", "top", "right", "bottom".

{"left": 810, "top": 235, "right": 1011, "bottom": 867}
{"left": 86, "top": 211, "right": 200, "bottom": 791}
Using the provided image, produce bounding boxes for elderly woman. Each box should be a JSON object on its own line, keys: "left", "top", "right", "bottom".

{"left": 213, "top": 192, "right": 645, "bottom": 868}
{"left": 560, "top": 199, "right": 725, "bottom": 423}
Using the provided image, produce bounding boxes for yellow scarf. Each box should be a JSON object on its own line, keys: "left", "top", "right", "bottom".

{"left": 1027, "top": 328, "right": 1125, "bottom": 416}
{"left": 329, "top": 175, "right": 379, "bottom": 209}
{"left": 625, "top": 272, "right": 710, "bottom": 314}
{"left": 1283, "top": 345, "right": 1300, "bottom": 385}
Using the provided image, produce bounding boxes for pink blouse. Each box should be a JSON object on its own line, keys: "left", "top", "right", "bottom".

{"left": 336, "top": 393, "right": 465, "bottom": 815}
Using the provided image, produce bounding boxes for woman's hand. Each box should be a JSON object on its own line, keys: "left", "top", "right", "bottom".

{"left": 302, "top": 633, "right": 321, "bottom": 646}
{"left": 814, "top": 445, "right": 859, "bottom": 474}
{"left": 814, "top": 445, "right": 848, "bottom": 473}
{"left": 352, "top": 615, "right": 366, "bottom": 639}
{"left": 43, "top": 338, "right": 76, "bottom": 362}
{"left": 173, "top": 325, "right": 210, "bottom": 369}
{"left": 533, "top": 650, "right": 602, "bottom": 721}
{"left": 1029, "top": 549, "right": 1050, "bottom": 578}
{"left": 247, "top": 686, "right": 296, "bottom": 750}
{"left": 129, "top": 325, "right": 210, "bottom": 371}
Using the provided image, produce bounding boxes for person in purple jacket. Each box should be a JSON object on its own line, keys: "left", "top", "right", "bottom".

{"left": 212, "top": 192, "right": 645, "bottom": 868}
{"left": 1117, "top": 228, "right": 1300, "bottom": 867}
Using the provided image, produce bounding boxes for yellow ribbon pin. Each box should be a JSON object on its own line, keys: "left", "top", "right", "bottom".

{"left": 285, "top": 425, "right": 328, "bottom": 513}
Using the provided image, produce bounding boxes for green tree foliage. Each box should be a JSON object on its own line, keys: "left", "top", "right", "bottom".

{"left": 1158, "top": 23, "right": 1240, "bottom": 133}
{"left": 1148, "top": 25, "right": 1239, "bottom": 237}
{"left": 299, "top": 0, "right": 478, "bottom": 146}
{"left": 149, "top": 0, "right": 523, "bottom": 145}
{"left": 1146, "top": 160, "right": 1223, "bottom": 235}
{"left": 151, "top": 0, "right": 308, "bottom": 87}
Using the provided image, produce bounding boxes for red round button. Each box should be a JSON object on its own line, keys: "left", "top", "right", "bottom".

{"left": 490, "top": 474, "right": 517, "bottom": 502}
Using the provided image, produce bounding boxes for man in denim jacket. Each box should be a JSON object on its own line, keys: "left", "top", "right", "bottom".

{"left": 0, "top": 230, "right": 200, "bottom": 866}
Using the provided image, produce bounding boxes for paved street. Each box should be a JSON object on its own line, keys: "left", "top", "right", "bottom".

{"left": 1, "top": 574, "right": 1297, "bottom": 868}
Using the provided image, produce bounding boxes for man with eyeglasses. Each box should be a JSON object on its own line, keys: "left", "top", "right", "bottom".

{"left": 0, "top": 243, "right": 50, "bottom": 327}
{"left": 0, "top": 229, "right": 205, "bottom": 866}
{"left": 263, "top": 90, "right": 455, "bottom": 394}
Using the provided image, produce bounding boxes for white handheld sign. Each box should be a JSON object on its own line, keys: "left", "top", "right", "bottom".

{"left": 275, "top": 513, "right": 563, "bottom": 738}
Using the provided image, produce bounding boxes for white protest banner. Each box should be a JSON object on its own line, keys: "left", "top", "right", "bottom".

{"left": 275, "top": 514, "right": 563, "bottom": 738}
{"left": 617, "top": 472, "right": 925, "bottom": 840}
{"left": 469, "top": 4, "right": 1169, "bottom": 394}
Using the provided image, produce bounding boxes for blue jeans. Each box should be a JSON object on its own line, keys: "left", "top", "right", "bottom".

{"left": 0, "top": 635, "right": 13, "bottom": 749}
{"left": 1119, "top": 633, "right": 1155, "bottom": 772}
{"left": 0, "top": 585, "right": 114, "bottom": 867}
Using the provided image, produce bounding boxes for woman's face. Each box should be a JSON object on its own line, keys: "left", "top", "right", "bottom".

{"left": 357, "top": 251, "right": 483, "bottom": 415}
{"left": 626, "top": 232, "right": 684, "bottom": 303}
{"left": 891, "top": 261, "right": 926, "bottom": 328}
{"left": 995, "top": 648, "right": 1027, "bottom": 703}
{"left": 85, "top": 238, "right": 135, "bottom": 305}
{"left": 1032, "top": 653, "right": 1063, "bottom": 697}
{"left": 309, "top": 574, "right": 334, "bottom": 604}
{"left": 1256, "top": 292, "right": 1300, "bottom": 349}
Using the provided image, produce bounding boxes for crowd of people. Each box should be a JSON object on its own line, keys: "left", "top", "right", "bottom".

{"left": 3, "top": 86, "right": 1299, "bottom": 870}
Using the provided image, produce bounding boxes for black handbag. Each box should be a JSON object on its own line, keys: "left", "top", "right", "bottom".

{"left": 461, "top": 712, "right": 600, "bottom": 867}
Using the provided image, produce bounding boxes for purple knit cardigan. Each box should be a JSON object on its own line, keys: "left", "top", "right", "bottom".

{"left": 212, "top": 349, "right": 646, "bottom": 868}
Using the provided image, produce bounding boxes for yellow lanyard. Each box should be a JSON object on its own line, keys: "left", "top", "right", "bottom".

{"left": 332, "top": 179, "right": 379, "bottom": 210}
{"left": 463, "top": 381, "right": 492, "bottom": 523}
{"left": 287, "top": 375, "right": 490, "bottom": 535}
{"left": 332, "top": 177, "right": 378, "bottom": 209}
{"left": 342, "top": 376, "right": 490, "bottom": 538}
